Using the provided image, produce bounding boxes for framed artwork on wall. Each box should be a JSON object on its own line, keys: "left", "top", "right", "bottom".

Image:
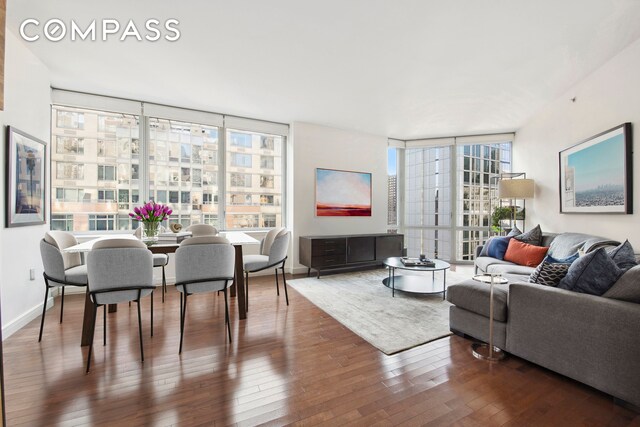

{"left": 5, "top": 126, "right": 47, "bottom": 227}
{"left": 559, "top": 123, "right": 632, "bottom": 214}
{"left": 315, "top": 168, "right": 372, "bottom": 216}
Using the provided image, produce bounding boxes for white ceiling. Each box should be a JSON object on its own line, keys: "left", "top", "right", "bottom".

{"left": 7, "top": 0, "right": 640, "bottom": 139}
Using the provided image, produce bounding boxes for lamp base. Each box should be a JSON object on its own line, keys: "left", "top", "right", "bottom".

{"left": 471, "top": 343, "right": 506, "bottom": 362}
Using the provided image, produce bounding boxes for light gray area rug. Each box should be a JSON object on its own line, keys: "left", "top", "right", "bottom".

{"left": 288, "top": 268, "right": 471, "bottom": 355}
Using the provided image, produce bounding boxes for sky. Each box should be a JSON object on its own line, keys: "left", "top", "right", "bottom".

{"left": 388, "top": 148, "right": 397, "bottom": 175}
{"left": 567, "top": 133, "right": 624, "bottom": 192}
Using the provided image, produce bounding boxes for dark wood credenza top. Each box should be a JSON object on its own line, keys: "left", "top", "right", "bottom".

{"left": 300, "top": 233, "right": 403, "bottom": 239}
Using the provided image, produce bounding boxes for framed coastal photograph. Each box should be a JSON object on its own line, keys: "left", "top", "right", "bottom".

{"left": 559, "top": 123, "right": 632, "bottom": 214}
{"left": 315, "top": 168, "right": 372, "bottom": 216}
{"left": 5, "top": 126, "right": 47, "bottom": 227}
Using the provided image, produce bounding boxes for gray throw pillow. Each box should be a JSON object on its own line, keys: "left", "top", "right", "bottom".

{"left": 607, "top": 240, "right": 637, "bottom": 271}
{"left": 528, "top": 261, "right": 570, "bottom": 287}
{"left": 514, "top": 224, "right": 542, "bottom": 246}
{"left": 557, "top": 248, "right": 623, "bottom": 296}
{"left": 507, "top": 226, "right": 522, "bottom": 237}
{"left": 603, "top": 265, "right": 640, "bottom": 303}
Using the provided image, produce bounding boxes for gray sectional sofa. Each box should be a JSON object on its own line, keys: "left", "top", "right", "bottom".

{"left": 447, "top": 232, "right": 640, "bottom": 409}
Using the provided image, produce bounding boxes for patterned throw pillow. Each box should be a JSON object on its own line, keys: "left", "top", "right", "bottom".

{"left": 607, "top": 240, "right": 637, "bottom": 271}
{"left": 529, "top": 261, "right": 570, "bottom": 286}
{"left": 514, "top": 224, "right": 543, "bottom": 246}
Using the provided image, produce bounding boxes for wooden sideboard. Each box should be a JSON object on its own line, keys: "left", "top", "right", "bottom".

{"left": 299, "top": 233, "right": 404, "bottom": 277}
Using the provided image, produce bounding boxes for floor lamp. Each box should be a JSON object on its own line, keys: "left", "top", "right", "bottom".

{"left": 497, "top": 176, "right": 535, "bottom": 231}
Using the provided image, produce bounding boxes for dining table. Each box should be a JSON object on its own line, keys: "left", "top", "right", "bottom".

{"left": 63, "top": 231, "right": 259, "bottom": 346}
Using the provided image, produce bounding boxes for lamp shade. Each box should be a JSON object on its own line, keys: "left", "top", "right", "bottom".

{"left": 498, "top": 179, "right": 535, "bottom": 199}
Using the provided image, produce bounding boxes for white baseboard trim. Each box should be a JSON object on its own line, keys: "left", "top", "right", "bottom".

{"left": 3, "top": 297, "right": 53, "bottom": 340}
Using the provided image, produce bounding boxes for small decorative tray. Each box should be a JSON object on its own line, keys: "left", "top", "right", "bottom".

{"left": 472, "top": 275, "right": 508, "bottom": 284}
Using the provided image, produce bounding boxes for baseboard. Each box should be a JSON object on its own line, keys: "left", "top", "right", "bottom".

{"left": 3, "top": 297, "right": 53, "bottom": 340}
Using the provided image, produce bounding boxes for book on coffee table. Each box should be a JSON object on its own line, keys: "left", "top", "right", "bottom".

{"left": 401, "top": 257, "right": 436, "bottom": 267}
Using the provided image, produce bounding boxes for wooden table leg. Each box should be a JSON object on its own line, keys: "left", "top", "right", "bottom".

{"left": 80, "top": 291, "right": 95, "bottom": 347}
{"left": 233, "top": 244, "right": 247, "bottom": 320}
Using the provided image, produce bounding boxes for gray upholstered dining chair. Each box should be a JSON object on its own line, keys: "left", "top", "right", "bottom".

{"left": 38, "top": 231, "right": 88, "bottom": 342}
{"left": 134, "top": 225, "right": 170, "bottom": 302}
{"left": 186, "top": 223, "right": 218, "bottom": 237}
{"left": 85, "top": 238, "right": 154, "bottom": 373}
{"left": 174, "top": 236, "right": 235, "bottom": 353}
{"left": 242, "top": 228, "right": 291, "bottom": 310}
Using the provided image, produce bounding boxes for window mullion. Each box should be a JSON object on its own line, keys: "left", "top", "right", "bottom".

{"left": 140, "top": 110, "right": 150, "bottom": 204}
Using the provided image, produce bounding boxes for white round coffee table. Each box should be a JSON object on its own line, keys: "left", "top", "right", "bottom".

{"left": 382, "top": 257, "right": 450, "bottom": 298}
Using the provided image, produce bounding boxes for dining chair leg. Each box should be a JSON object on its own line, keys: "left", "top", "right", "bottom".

{"left": 162, "top": 266, "right": 167, "bottom": 303}
{"left": 223, "top": 287, "right": 232, "bottom": 343}
{"left": 245, "top": 271, "right": 249, "bottom": 312}
{"left": 179, "top": 292, "right": 183, "bottom": 324}
{"left": 179, "top": 293, "right": 188, "bottom": 354}
{"left": 275, "top": 268, "right": 280, "bottom": 296}
{"left": 60, "top": 286, "right": 65, "bottom": 323}
{"left": 86, "top": 304, "right": 98, "bottom": 374}
{"left": 103, "top": 305, "right": 107, "bottom": 346}
{"left": 38, "top": 284, "right": 49, "bottom": 342}
{"left": 150, "top": 290, "right": 154, "bottom": 337}
{"left": 282, "top": 265, "right": 289, "bottom": 306}
{"left": 136, "top": 299, "right": 144, "bottom": 363}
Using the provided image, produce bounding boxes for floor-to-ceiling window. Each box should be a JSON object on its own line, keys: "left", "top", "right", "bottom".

{"left": 401, "top": 136, "right": 512, "bottom": 261}
{"left": 50, "top": 91, "right": 288, "bottom": 232}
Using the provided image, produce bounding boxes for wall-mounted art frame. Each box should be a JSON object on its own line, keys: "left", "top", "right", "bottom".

{"left": 315, "top": 168, "right": 372, "bottom": 216}
{"left": 559, "top": 123, "right": 632, "bottom": 214}
{"left": 5, "top": 126, "right": 46, "bottom": 227}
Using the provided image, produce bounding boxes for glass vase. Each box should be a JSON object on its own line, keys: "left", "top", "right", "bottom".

{"left": 142, "top": 222, "right": 160, "bottom": 242}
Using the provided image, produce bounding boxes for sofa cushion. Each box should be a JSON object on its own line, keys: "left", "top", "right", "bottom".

{"left": 528, "top": 261, "right": 570, "bottom": 286}
{"left": 487, "top": 263, "right": 536, "bottom": 276}
{"left": 475, "top": 257, "right": 513, "bottom": 273}
{"left": 546, "top": 253, "right": 579, "bottom": 264}
{"left": 557, "top": 248, "right": 623, "bottom": 296}
{"left": 548, "top": 233, "right": 619, "bottom": 259}
{"left": 503, "top": 239, "right": 549, "bottom": 267}
{"left": 513, "top": 224, "right": 543, "bottom": 246}
{"left": 479, "top": 236, "right": 512, "bottom": 259}
{"left": 446, "top": 280, "right": 509, "bottom": 322}
{"left": 607, "top": 240, "right": 637, "bottom": 271}
{"left": 603, "top": 265, "right": 640, "bottom": 303}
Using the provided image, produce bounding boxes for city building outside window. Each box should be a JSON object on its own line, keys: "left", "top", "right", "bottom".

{"left": 51, "top": 101, "right": 286, "bottom": 231}
{"left": 88, "top": 214, "right": 116, "bottom": 231}
{"left": 403, "top": 141, "right": 511, "bottom": 261}
{"left": 51, "top": 214, "right": 74, "bottom": 231}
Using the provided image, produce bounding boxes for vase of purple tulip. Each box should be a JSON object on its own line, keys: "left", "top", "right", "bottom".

{"left": 129, "top": 201, "right": 172, "bottom": 242}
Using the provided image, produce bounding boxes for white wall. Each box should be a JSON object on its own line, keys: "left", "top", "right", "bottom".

{"left": 291, "top": 122, "right": 389, "bottom": 273}
{"left": 0, "top": 32, "right": 52, "bottom": 338}
{"left": 514, "top": 37, "right": 640, "bottom": 248}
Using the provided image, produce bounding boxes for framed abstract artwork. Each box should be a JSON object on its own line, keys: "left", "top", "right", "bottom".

{"left": 315, "top": 168, "right": 372, "bottom": 216}
{"left": 5, "top": 126, "right": 47, "bottom": 227}
{"left": 559, "top": 123, "right": 632, "bottom": 214}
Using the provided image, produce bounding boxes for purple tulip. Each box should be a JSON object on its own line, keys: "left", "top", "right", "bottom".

{"left": 136, "top": 215, "right": 142, "bottom": 221}
{"left": 167, "top": 209, "right": 173, "bottom": 216}
{"left": 134, "top": 207, "right": 140, "bottom": 215}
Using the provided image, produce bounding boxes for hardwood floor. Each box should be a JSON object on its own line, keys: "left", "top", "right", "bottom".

{"left": 3, "top": 274, "right": 639, "bottom": 426}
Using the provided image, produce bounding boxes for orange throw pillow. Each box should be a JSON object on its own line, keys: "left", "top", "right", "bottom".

{"left": 503, "top": 239, "right": 549, "bottom": 267}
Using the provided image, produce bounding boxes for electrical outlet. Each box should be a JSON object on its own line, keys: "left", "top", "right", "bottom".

{"left": 29, "top": 268, "right": 36, "bottom": 281}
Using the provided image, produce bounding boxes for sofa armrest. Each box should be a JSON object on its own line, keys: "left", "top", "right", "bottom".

{"left": 508, "top": 283, "right": 640, "bottom": 407}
